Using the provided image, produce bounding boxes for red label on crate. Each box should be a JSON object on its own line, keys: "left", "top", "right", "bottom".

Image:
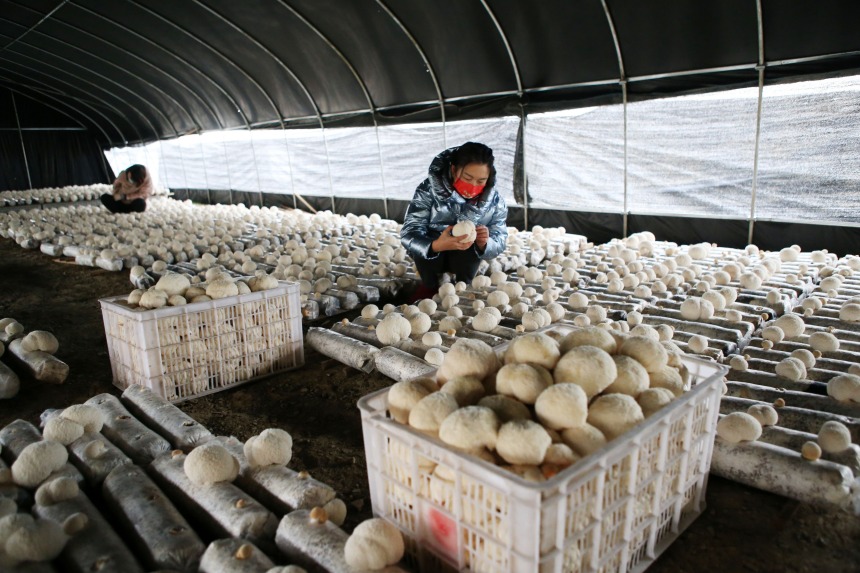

{"left": 425, "top": 506, "right": 458, "bottom": 557}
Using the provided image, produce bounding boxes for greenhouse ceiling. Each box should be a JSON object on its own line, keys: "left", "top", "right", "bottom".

{"left": 1, "top": 0, "right": 859, "bottom": 146}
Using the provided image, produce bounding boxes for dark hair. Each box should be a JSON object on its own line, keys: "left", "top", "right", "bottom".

{"left": 451, "top": 142, "right": 496, "bottom": 191}
{"left": 126, "top": 164, "right": 147, "bottom": 186}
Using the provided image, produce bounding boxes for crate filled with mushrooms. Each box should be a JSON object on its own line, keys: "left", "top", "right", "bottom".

{"left": 98, "top": 276, "right": 304, "bottom": 402}
{"left": 358, "top": 323, "right": 727, "bottom": 573}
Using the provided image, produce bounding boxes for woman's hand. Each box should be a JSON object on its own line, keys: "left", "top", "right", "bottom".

{"left": 475, "top": 225, "right": 489, "bottom": 252}
{"left": 432, "top": 225, "right": 473, "bottom": 252}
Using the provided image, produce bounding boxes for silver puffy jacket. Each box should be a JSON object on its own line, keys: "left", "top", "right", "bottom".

{"left": 400, "top": 147, "right": 508, "bottom": 261}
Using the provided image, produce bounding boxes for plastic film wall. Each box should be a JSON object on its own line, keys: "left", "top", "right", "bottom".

{"left": 106, "top": 75, "right": 860, "bottom": 227}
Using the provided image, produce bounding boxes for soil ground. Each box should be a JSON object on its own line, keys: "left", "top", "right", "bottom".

{"left": 1, "top": 237, "right": 858, "bottom": 572}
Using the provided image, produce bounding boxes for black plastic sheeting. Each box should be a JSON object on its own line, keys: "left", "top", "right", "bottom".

{"left": 2, "top": 1, "right": 860, "bottom": 146}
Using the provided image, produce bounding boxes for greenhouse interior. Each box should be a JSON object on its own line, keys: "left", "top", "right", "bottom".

{"left": 1, "top": 2, "right": 859, "bottom": 572}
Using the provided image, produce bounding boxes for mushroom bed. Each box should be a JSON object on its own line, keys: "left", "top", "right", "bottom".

{"left": 1, "top": 187, "right": 860, "bottom": 572}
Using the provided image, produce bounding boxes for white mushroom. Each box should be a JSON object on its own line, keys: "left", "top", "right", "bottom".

{"left": 637, "top": 387, "right": 675, "bottom": 417}
{"left": 649, "top": 366, "right": 685, "bottom": 397}
{"left": 619, "top": 336, "right": 668, "bottom": 373}
{"left": 747, "top": 404, "right": 778, "bottom": 426}
{"left": 477, "top": 395, "right": 531, "bottom": 423}
{"left": 553, "top": 346, "right": 617, "bottom": 399}
{"left": 408, "top": 392, "right": 459, "bottom": 435}
{"left": 422, "top": 331, "right": 443, "bottom": 347}
{"left": 243, "top": 429, "right": 293, "bottom": 468}
{"left": 155, "top": 271, "right": 191, "bottom": 297}
{"left": 206, "top": 279, "right": 239, "bottom": 300}
{"left": 11, "top": 441, "right": 68, "bottom": 488}
{"left": 20, "top": 331, "right": 59, "bottom": 354}
{"left": 504, "top": 333, "right": 561, "bottom": 369}
{"left": 827, "top": 374, "right": 860, "bottom": 403}
{"left": 774, "top": 314, "right": 805, "bottom": 338}
{"left": 605, "top": 355, "right": 650, "bottom": 396}
{"left": 42, "top": 417, "right": 84, "bottom": 446}
{"left": 559, "top": 327, "right": 617, "bottom": 354}
{"left": 495, "top": 363, "right": 553, "bottom": 405}
{"left": 376, "top": 313, "right": 412, "bottom": 345}
{"left": 344, "top": 517, "right": 405, "bottom": 571}
{"left": 775, "top": 357, "right": 807, "bottom": 381}
{"left": 436, "top": 338, "right": 497, "bottom": 384}
{"left": 60, "top": 404, "right": 104, "bottom": 433}
{"left": 586, "top": 394, "right": 644, "bottom": 440}
{"left": 438, "top": 406, "right": 500, "bottom": 451}
{"left": 817, "top": 421, "right": 852, "bottom": 454}
{"left": 716, "top": 412, "right": 762, "bottom": 443}
{"left": 560, "top": 423, "right": 607, "bottom": 457}
{"left": 495, "top": 420, "right": 552, "bottom": 465}
{"left": 809, "top": 331, "right": 840, "bottom": 353}
{"left": 183, "top": 442, "right": 240, "bottom": 486}
{"left": 534, "top": 383, "right": 588, "bottom": 430}
{"left": 439, "top": 376, "right": 485, "bottom": 407}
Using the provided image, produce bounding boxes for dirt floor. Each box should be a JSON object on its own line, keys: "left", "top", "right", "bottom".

{"left": 1, "top": 236, "right": 858, "bottom": 572}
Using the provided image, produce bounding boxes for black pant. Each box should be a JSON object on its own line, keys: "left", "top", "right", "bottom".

{"left": 413, "top": 249, "right": 482, "bottom": 288}
{"left": 101, "top": 194, "right": 146, "bottom": 213}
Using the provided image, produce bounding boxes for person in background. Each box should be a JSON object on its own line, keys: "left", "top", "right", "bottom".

{"left": 100, "top": 164, "right": 153, "bottom": 213}
{"left": 401, "top": 141, "right": 508, "bottom": 301}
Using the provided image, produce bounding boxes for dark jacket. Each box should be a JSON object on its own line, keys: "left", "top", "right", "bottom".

{"left": 400, "top": 147, "right": 508, "bottom": 261}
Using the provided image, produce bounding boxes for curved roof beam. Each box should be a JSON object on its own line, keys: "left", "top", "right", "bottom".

{"left": 4, "top": 0, "right": 221, "bottom": 131}
{"left": 0, "top": 69, "right": 127, "bottom": 143}
{"left": 478, "top": 0, "right": 522, "bottom": 96}
{"left": 1, "top": 15, "right": 201, "bottom": 135}
{"left": 71, "top": 1, "right": 241, "bottom": 130}
{"left": 600, "top": 0, "right": 626, "bottom": 82}
{"left": 276, "top": 0, "right": 377, "bottom": 121}
{"left": 0, "top": 0, "right": 67, "bottom": 51}
{"left": 1, "top": 81, "right": 85, "bottom": 130}
{"left": 374, "top": 0, "right": 445, "bottom": 125}
{"left": 0, "top": 45, "right": 170, "bottom": 140}
{"left": 190, "top": 0, "right": 321, "bottom": 128}
{"left": 127, "top": 0, "right": 283, "bottom": 129}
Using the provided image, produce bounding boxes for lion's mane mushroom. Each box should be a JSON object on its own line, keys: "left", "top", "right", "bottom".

{"left": 774, "top": 314, "right": 805, "bottom": 338}
{"left": 438, "top": 406, "right": 500, "bottom": 452}
{"left": 648, "top": 366, "right": 685, "bottom": 397}
{"left": 436, "top": 338, "right": 497, "bottom": 384}
{"left": 586, "top": 394, "right": 644, "bottom": 440}
{"left": 775, "top": 357, "right": 807, "bottom": 381}
{"left": 343, "top": 517, "right": 405, "bottom": 570}
{"left": 560, "top": 424, "right": 607, "bottom": 457}
{"left": 477, "top": 395, "right": 531, "bottom": 423}
{"left": 243, "top": 428, "right": 293, "bottom": 469}
{"left": 716, "top": 412, "right": 762, "bottom": 443}
{"left": 553, "top": 346, "right": 617, "bottom": 399}
{"left": 206, "top": 279, "right": 239, "bottom": 300}
{"left": 503, "top": 333, "right": 561, "bottom": 370}
{"left": 619, "top": 336, "right": 668, "bottom": 373}
{"left": 440, "top": 376, "right": 485, "bottom": 406}
{"left": 534, "top": 383, "right": 588, "bottom": 431}
{"left": 605, "top": 355, "right": 650, "bottom": 396}
{"left": 183, "top": 442, "right": 240, "bottom": 486}
{"left": 11, "top": 441, "right": 68, "bottom": 488}
{"left": 376, "top": 313, "right": 412, "bottom": 345}
{"left": 809, "top": 332, "right": 840, "bottom": 353}
{"left": 637, "top": 387, "right": 676, "bottom": 417}
{"left": 20, "top": 331, "right": 59, "bottom": 354}
{"left": 747, "top": 404, "right": 778, "bottom": 426}
{"left": 408, "top": 392, "right": 459, "bottom": 435}
{"left": 495, "top": 420, "right": 552, "bottom": 465}
{"left": 155, "top": 271, "right": 191, "bottom": 297}
{"left": 818, "top": 421, "right": 853, "bottom": 453}
{"left": 388, "top": 378, "right": 438, "bottom": 423}
{"left": 827, "top": 374, "right": 860, "bottom": 403}
{"left": 495, "top": 363, "right": 553, "bottom": 405}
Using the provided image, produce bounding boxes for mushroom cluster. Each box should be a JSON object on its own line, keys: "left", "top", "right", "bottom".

{"left": 386, "top": 326, "right": 690, "bottom": 483}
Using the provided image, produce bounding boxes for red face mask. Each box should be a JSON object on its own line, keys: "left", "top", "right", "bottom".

{"left": 453, "top": 178, "right": 485, "bottom": 199}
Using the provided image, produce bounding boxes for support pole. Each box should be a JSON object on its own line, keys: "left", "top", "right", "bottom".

{"left": 11, "top": 91, "right": 33, "bottom": 189}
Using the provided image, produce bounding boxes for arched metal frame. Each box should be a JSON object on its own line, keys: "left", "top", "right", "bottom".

{"left": 375, "top": 0, "right": 447, "bottom": 147}
{"left": 0, "top": 79, "right": 114, "bottom": 179}
{"left": 1, "top": 1, "right": 857, "bottom": 233}
{"left": 0, "top": 0, "right": 67, "bottom": 51}
{"left": 278, "top": 0, "right": 388, "bottom": 216}
{"left": 10, "top": 90, "right": 32, "bottom": 188}
{"left": 0, "top": 36, "right": 175, "bottom": 190}
{"left": 0, "top": 63, "right": 130, "bottom": 143}
{"left": 749, "top": 0, "right": 766, "bottom": 245}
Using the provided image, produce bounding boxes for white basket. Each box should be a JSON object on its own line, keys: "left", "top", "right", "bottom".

{"left": 99, "top": 282, "right": 303, "bottom": 402}
{"left": 358, "top": 326, "right": 727, "bottom": 573}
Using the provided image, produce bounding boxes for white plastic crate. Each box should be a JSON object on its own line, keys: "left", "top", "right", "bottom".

{"left": 99, "top": 282, "right": 303, "bottom": 402}
{"left": 358, "top": 326, "right": 727, "bottom": 573}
